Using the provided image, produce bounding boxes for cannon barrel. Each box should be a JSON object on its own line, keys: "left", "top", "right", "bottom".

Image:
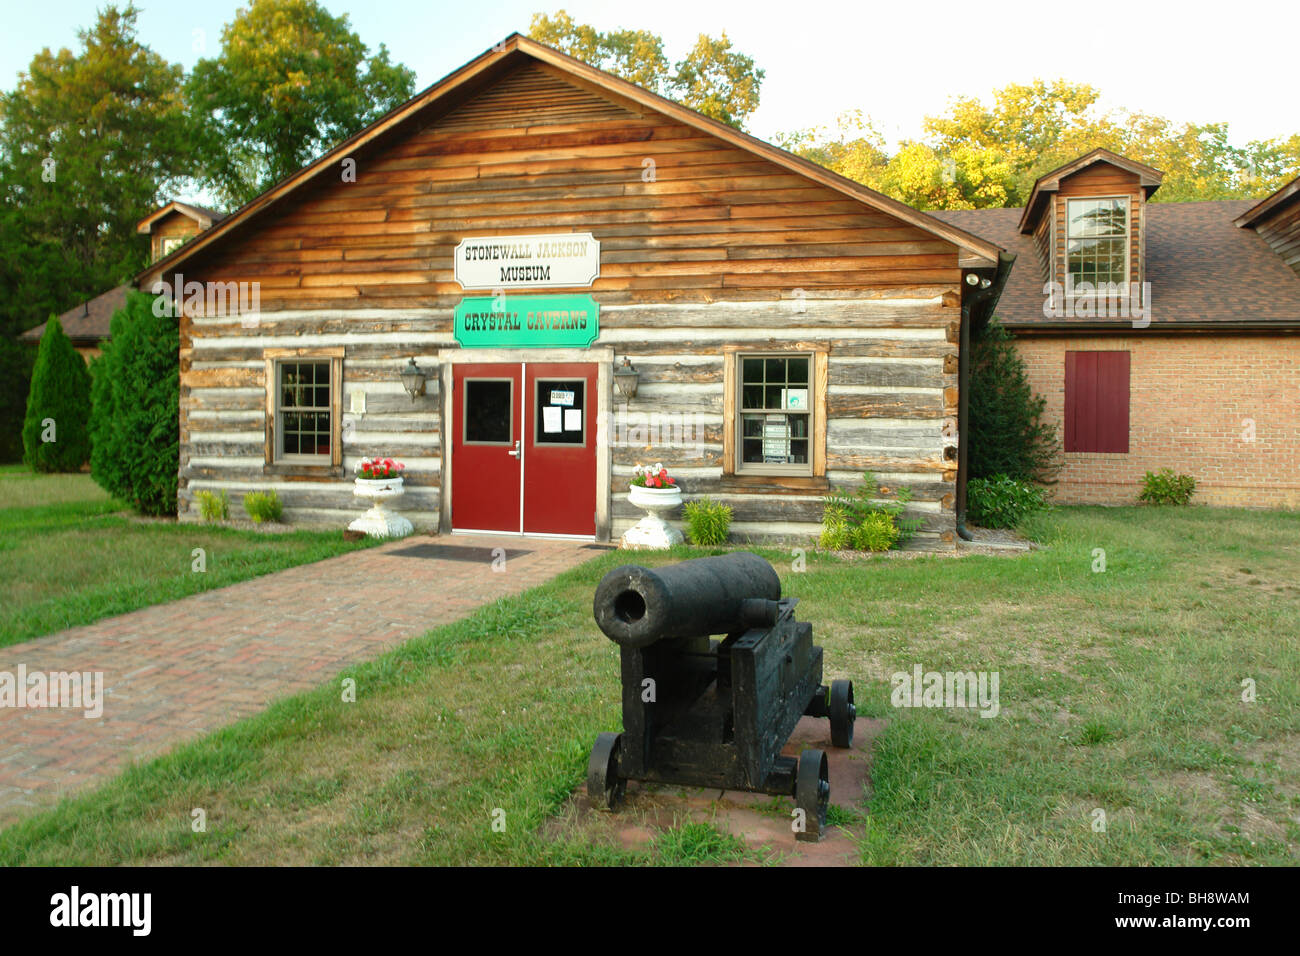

{"left": 593, "top": 552, "right": 782, "bottom": 648}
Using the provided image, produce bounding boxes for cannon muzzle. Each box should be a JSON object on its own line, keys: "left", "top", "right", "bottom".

{"left": 592, "top": 552, "right": 782, "bottom": 648}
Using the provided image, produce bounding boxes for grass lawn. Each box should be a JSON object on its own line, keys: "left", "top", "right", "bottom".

{"left": 0, "top": 465, "right": 377, "bottom": 648}
{"left": 1, "top": 505, "right": 1297, "bottom": 865}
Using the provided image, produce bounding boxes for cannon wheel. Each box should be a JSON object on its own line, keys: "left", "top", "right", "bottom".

{"left": 795, "top": 748, "right": 829, "bottom": 843}
{"left": 586, "top": 732, "right": 626, "bottom": 811}
{"left": 829, "top": 679, "right": 856, "bottom": 749}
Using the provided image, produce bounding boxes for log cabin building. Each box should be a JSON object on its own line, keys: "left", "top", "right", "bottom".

{"left": 138, "top": 34, "right": 1015, "bottom": 547}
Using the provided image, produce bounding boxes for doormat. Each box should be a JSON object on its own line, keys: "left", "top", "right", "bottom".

{"left": 387, "top": 543, "right": 532, "bottom": 562}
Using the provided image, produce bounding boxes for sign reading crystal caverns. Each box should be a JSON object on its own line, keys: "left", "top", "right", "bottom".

{"left": 454, "top": 295, "right": 600, "bottom": 348}
{"left": 453, "top": 233, "right": 601, "bottom": 290}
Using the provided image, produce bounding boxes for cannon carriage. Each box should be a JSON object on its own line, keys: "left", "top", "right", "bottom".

{"left": 587, "top": 552, "right": 855, "bottom": 842}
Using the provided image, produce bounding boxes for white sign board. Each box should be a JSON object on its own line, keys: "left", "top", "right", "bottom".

{"left": 454, "top": 233, "right": 601, "bottom": 290}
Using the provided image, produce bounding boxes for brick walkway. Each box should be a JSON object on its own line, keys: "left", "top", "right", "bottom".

{"left": 0, "top": 535, "right": 599, "bottom": 827}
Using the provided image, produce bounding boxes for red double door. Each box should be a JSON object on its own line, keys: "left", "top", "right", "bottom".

{"left": 451, "top": 362, "right": 598, "bottom": 536}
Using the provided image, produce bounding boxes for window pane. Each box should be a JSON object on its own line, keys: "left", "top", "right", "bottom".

{"left": 742, "top": 415, "right": 763, "bottom": 438}
{"left": 787, "top": 357, "right": 809, "bottom": 385}
{"left": 742, "top": 438, "right": 762, "bottom": 462}
{"left": 1068, "top": 198, "right": 1126, "bottom": 238}
{"left": 465, "top": 379, "right": 512, "bottom": 444}
{"left": 742, "top": 358, "right": 764, "bottom": 384}
{"left": 790, "top": 414, "right": 809, "bottom": 438}
{"left": 789, "top": 439, "right": 808, "bottom": 463}
{"left": 536, "top": 379, "right": 584, "bottom": 445}
{"left": 765, "top": 358, "right": 785, "bottom": 382}
{"left": 742, "top": 384, "right": 763, "bottom": 409}
{"left": 764, "top": 385, "right": 783, "bottom": 409}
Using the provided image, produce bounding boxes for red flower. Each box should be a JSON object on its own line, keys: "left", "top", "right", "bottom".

{"left": 667, "top": 477, "right": 676, "bottom": 485}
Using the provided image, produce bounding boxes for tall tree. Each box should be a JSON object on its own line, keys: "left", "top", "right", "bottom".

{"left": 0, "top": 3, "right": 198, "bottom": 337}
{"left": 529, "top": 11, "right": 764, "bottom": 129}
{"left": 188, "top": 0, "right": 416, "bottom": 208}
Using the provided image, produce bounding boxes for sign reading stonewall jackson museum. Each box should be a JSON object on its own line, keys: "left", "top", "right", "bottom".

{"left": 454, "top": 295, "right": 600, "bottom": 348}
{"left": 453, "top": 233, "right": 601, "bottom": 289}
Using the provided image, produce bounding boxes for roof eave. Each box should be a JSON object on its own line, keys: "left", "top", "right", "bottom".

{"left": 1234, "top": 177, "right": 1300, "bottom": 228}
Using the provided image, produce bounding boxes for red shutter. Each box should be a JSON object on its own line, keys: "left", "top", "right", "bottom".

{"left": 1065, "top": 351, "right": 1129, "bottom": 453}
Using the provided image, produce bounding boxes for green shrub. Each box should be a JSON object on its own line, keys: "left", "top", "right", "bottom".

{"left": 0, "top": 336, "right": 35, "bottom": 463}
{"left": 89, "top": 291, "right": 179, "bottom": 515}
{"left": 195, "top": 489, "right": 230, "bottom": 522}
{"left": 818, "top": 502, "right": 850, "bottom": 550}
{"left": 820, "top": 472, "right": 922, "bottom": 551}
{"left": 851, "top": 511, "right": 900, "bottom": 552}
{"left": 967, "top": 474, "right": 1050, "bottom": 529}
{"left": 682, "top": 496, "right": 732, "bottom": 545}
{"left": 970, "top": 318, "right": 1061, "bottom": 483}
{"left": 1138, "top": 468, "right": 1196, "bottom": 506}
{"left": 22, "top": 317, "right": 92, "bottom": 472}
{"left": 243, "top": 490, "right": 283, "bottom": 523}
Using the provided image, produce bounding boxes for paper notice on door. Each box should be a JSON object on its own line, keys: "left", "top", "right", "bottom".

{"left": 542, "top": 406, "right": 562, "bottom": 433}
{"left": 564, "top": 408, "right": 581, "bottom": 431}
{"left": 550, "top": 389, "right": 575, "bottom": 406}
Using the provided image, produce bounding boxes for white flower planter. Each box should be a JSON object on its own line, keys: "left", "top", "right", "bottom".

{"left": 621, "top": 483, "right": 684, "bottom": 550}
{"left": 348, "top": 476, "right": 414, "bottom": 539}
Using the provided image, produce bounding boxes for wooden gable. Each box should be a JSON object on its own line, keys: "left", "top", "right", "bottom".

{"left": 149, "top": 58, "right": 966, "bottom": 312}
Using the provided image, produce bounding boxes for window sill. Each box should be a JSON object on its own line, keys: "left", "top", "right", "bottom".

{"left": 723, "top": 473, "right": 828, "bottom": 492}
{"left": 263, "top": 462, "right": 345, "bottom": 479}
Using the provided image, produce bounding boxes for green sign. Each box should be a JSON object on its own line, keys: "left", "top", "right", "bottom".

{"left": 454, "top": 295, "right": 599, "bottom": 348}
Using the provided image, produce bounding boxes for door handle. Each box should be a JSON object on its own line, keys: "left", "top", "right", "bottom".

{"left": 507, "top": 439, "right": 521, "bottom": 458}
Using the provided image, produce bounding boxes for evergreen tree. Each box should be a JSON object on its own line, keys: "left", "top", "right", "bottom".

{"left": 969, "top": 318, "right": 1061, "bottom": 483}
{"left": 22, "top": 317, "right": 92, "bottom": 471}
{"left": 89, "top": 292, "right": 179, "bottom": 514}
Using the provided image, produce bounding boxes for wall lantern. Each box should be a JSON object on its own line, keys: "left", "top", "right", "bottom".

{"left": 400, "top": 357, "right": 426, "bottom": 400}
{"left": 613, "top": 357, "right": 639, "bottom": 401}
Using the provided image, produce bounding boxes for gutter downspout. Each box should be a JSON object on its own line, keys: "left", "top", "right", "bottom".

{"left": 956, "top": 252, "right": 1015, "bottom": 542}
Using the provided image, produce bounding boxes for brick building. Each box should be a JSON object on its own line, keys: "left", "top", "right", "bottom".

{"left": 936, "top": 151, "right": 1300, "bottom": 507}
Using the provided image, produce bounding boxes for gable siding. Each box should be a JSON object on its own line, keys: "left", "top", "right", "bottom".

{"left": 1254, "top": 200, "right": 1300, "bottom": 278}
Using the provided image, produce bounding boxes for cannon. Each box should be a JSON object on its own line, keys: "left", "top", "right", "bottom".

{"left": 586, "top": 552, "right": 855, "bottom": 842}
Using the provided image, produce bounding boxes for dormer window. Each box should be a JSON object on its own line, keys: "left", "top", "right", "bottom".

{"left": 1066, "top": 197, "right": 1129, "bottom": 288}
{"left": 159, "top": 236, "right": 186, "bottom": 259}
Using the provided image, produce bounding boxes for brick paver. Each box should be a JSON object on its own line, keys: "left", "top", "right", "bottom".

{"left": 0, "top": 534, "right": 598, "bottom": 826}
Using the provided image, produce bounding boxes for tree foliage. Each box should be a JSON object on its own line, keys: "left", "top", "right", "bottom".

{"left": 89, "top": 292, "right": 179, "bottom": 515}
{"left": 529, "top": 11, "right": 764, "bottom": 129}
{"left": 0, "top": 337, "right": 34, "bottom": 462}
{"left": 0, "top": 3, "right": 199, "bottom": 338}
{"left": 782, "top": 79, "right": 1300, "bottom": 208}
{"left": 188, "top": 0, "right": 416, "bottom": 208}
{"left": 969, "top": 318, "right": 1061, "bottom": 484}
{"left": 22, "top": 317, "right": 92, "bottom": 472}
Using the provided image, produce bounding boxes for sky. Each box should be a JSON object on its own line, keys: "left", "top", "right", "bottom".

{"left": 1, "top": 0, "right": 1297, "bottom": 149}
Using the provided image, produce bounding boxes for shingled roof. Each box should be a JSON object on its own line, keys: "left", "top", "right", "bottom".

{"left": 19, "top": 284, "right": 130, "bottom": 346}
{"left": 932, "top": 200, "right": 1300, "bottom": 329}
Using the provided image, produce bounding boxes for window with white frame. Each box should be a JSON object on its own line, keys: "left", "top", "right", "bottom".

{"left": 1066, "top": 197, "right": 1128, "bottom": 288}
{"left": 737, "top": 354, "right": 812, "bottom": 474}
